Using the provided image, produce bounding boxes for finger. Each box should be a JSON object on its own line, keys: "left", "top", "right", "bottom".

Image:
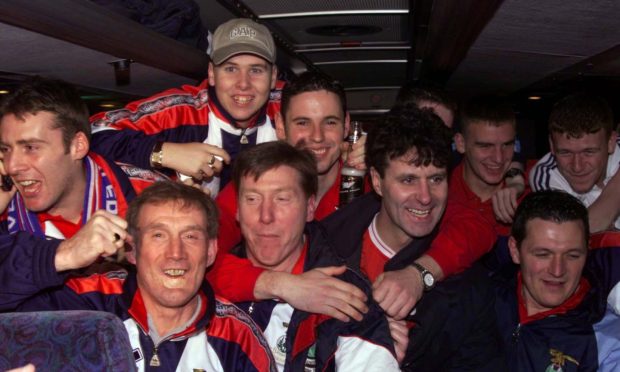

{"left": 394, "top": 298, "right": 416, "bottom": 320}
{"left": 203, "top": 145, "right": 231, "bottom": 164}
{"left": 339, "top": 142, "right": 350, "bottom": 164}
{"left": 325, "top": 298, "right": 366, "bottom": 322}
{"left": 372, "top": 281, "right": 389, "bottom": 305}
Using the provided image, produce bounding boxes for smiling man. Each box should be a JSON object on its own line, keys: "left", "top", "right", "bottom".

{"left": 530, "top": 93, "right": 620, "bottom": 232}
{"left": 322, "top": 107, "right": 503, "bottom": 370}
{"left": 89, "top": 18, "right": 281, "bottom": 195}
{"left": 0, "top": 181, "right": 276, "bottom": 372}
{"left": 452, "top": 95, "right": 525, "bottom": 236}
{"left": 0, "top": 77, "right": 163, "bottom": 239}
{"left": 491, "top": 190, "right": 620, "bottom": 372}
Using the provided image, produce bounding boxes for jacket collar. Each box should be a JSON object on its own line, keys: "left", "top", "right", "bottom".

{"left": 120, "top": 269, "right": 216, "bottom": 338}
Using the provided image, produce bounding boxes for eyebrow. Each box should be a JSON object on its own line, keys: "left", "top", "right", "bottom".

{"left": 0, "top": 138, "right": 47, "bottom": 147}
{"left": 141, "top": 223, "right": 206, "bottom": 232}
{"left": 290, "top": 115, "right": 342, "bottom": 122}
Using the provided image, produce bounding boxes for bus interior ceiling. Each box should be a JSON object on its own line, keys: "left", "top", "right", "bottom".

{"left": 1, "top": 0, "right": 620, "bottom": 157}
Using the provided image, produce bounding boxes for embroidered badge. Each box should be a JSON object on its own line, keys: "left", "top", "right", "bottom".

{"left": 545, "top": 349, "right": 579, "bottom": 372}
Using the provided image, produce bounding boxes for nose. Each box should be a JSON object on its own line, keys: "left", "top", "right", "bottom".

{"left": 4, "top": 151, "right": 25, "bottom": 175}
{"left": 571, "top": 154, "right": 584, "bottom": 173}
{"left": 259, "top": 199, "right": 274, "bottom": 224}
{"left": 416, "top": 180, "right": 432, "bottom": 205}
{"left": 166, "top": 236, "right": 186, "bottom": 260}
{"left": 237, "top": 70, "right": 251, "bottom": 90}
{"left": 549, "top": 255, "right": 566, "bottom": 277}
{"left": 310, "top": 122, "right": 324, "bottom": 142}
{"left": 492, "top": 146, "right": 504, "bottom": 164}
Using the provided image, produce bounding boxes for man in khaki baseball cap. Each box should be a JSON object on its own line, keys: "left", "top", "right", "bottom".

{"left": 90, "top": 17, "right": 279, "bottom": 191}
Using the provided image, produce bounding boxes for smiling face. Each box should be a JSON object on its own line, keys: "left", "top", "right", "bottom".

{"left": 371, "top": 149, "right": 448, "bottom": 248}
{"left": 0, "top": 111, "right": 87, "bottom": 217}
{"left": 550, "top": 129, "right": 616, "bottom": 194}
{"left": 275, "top": 90, "right": 349, "bottom": 176}
{"left": 509, "top": 218, "right": 587, "bottom": 316}
{"left": 455, "top": 121, "right": 515, "bottom": 196}
{"left": 208, "top": 54, "right": 277, "bottom": 128}
{"left": 134, "top": 201, "right": 217, "bottom": 312}
{"left": 237, "top": 166, "right": 316, "bottom": 273}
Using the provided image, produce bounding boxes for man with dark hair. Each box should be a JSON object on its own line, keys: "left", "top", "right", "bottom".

{"left": 490, "top": 190, "right": 620, "bottom": 371}
{"left": 530, "top": 92, "right": 620, "bottom": 232}
{"left": 452, "top": 95, "right": 527, "bottom": 235}
{"left": 322, "top": 106, "right": 503, "bottom": 370}
{"left": 229, "top": 141, "right": 399, "bottom": 371}
{"left": 0, "top": 77, "right": 163, "bottom": 239}
{"left": 0, "top": 181, "right": 277, "bottom": 371}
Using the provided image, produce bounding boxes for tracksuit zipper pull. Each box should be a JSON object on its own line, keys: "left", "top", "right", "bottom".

{"left": 511, "top": 323, "right": 521, "bottom": 343}
{"left": 150, "top": 346, "right": 161, "bottom": 367}
{"left": 240, "top": 128, "right": 248, "bottom": 144}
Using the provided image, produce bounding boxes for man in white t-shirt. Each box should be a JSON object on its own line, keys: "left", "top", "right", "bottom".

{"left": 530, "top": 92, "right": 620, "bottom": 231}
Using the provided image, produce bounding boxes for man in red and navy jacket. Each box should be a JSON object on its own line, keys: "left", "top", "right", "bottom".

{"left": 0, "top": 182, "right": 276, "bottom": 372}
{"left": 229, "top": 142, "right": 399, "bottom": 371}
{"left": 321, "top": 107, "right": 505, "bottom": 370}
{"left": 490, "top": 190, "right": 620, "bottom": 372}
{"left": 89, "top": 18, "right": 283, "bottom": 196}
{"left": 0, "top": 77, "right": 164, "bottom": 240}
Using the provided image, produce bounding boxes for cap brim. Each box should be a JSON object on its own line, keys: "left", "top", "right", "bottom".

{"left": 211, "top": 43, "right": 275, "bottom": 65}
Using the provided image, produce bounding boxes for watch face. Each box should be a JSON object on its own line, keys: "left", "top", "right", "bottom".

{"left": 423, "top": 273, "right": 434, "bottom": 287}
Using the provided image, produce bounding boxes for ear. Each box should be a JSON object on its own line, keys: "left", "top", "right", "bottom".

{"left": 270, "top": 65, "right": 278, "bottom": 90}
{"left": 608, "top": 131, "right": 617, "bottom": 154}
{"left": 208, "top": 62, "right": 216, "bottom": 87}
{"left": 454, "top": 133, "right": 465, "bottom": 154}
{"left": 206, "top": 239, "right": 219, "bottom": 267}
{"left": 70, "top": 132, "right": 89, "bottom": 160}
{"left": 343, "top": 112, "right": 351, "bottom": 140}
{"left": 275, "top": 111, "right": 286, "bottom": 140}
{"left": 305, "top": 194, "right": 317, "bottom": 222}
{"left": 370, "top": 167, "right": 383, "bottom": 197}
{"left": 508, "top": 236, "right": 521, "bottom": 265}
{"left": 548, "top": 134, "right": 556, "bottom": 155}
{"left": 125, "top": 235, "right": 137, "bottom": 265}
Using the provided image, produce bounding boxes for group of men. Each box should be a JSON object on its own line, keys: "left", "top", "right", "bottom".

{"left": 0, "top": 16, "right": 620, "bottom": 372}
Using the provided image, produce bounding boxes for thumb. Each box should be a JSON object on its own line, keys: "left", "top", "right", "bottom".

{"left": 372, "top": 272, "right": 385, "bottom": 290}
{"left": 315, "top": 265, "right": 347, "bottom": 277}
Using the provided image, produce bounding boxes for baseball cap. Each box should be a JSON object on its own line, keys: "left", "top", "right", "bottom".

{"left": 211, "top": 18, "right": 276, "bottom": 65}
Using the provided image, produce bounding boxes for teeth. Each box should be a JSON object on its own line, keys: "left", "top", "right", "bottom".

{"left": 233, "top": 96, "right": 253, "bottom": 104}
{"left": 164, "top": 269, "right": 186, "bottom": 276}
{"left": 310, "top": 148, "right": 327, "bottom": 155}
{"left": 407, "top": 208, "right": 430, "bottom": 217}
{"left": 19, "top": 180, "right": 36, "bottom": 186}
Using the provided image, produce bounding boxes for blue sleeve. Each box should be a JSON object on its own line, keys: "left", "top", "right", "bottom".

{"left": 90, "top": 125, "right": 209, "bottom": 169}
{"left": 587, "top": 247, "right": 620, "bottom": 297}
{"left": 0, "top": 232, "right": 66, "bottom": 311}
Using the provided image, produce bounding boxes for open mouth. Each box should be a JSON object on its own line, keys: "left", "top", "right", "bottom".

{"left": 233, "top": 95, "right": 254, "bottom": 105}
{"left": 407, "top": 207, "right": 430, "bottom": 217}
{"left": 16, "top": 179, "right": 41, "bottom": 195}
{"left": 164, "top": 269, "right": 187, "bottom": 277}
